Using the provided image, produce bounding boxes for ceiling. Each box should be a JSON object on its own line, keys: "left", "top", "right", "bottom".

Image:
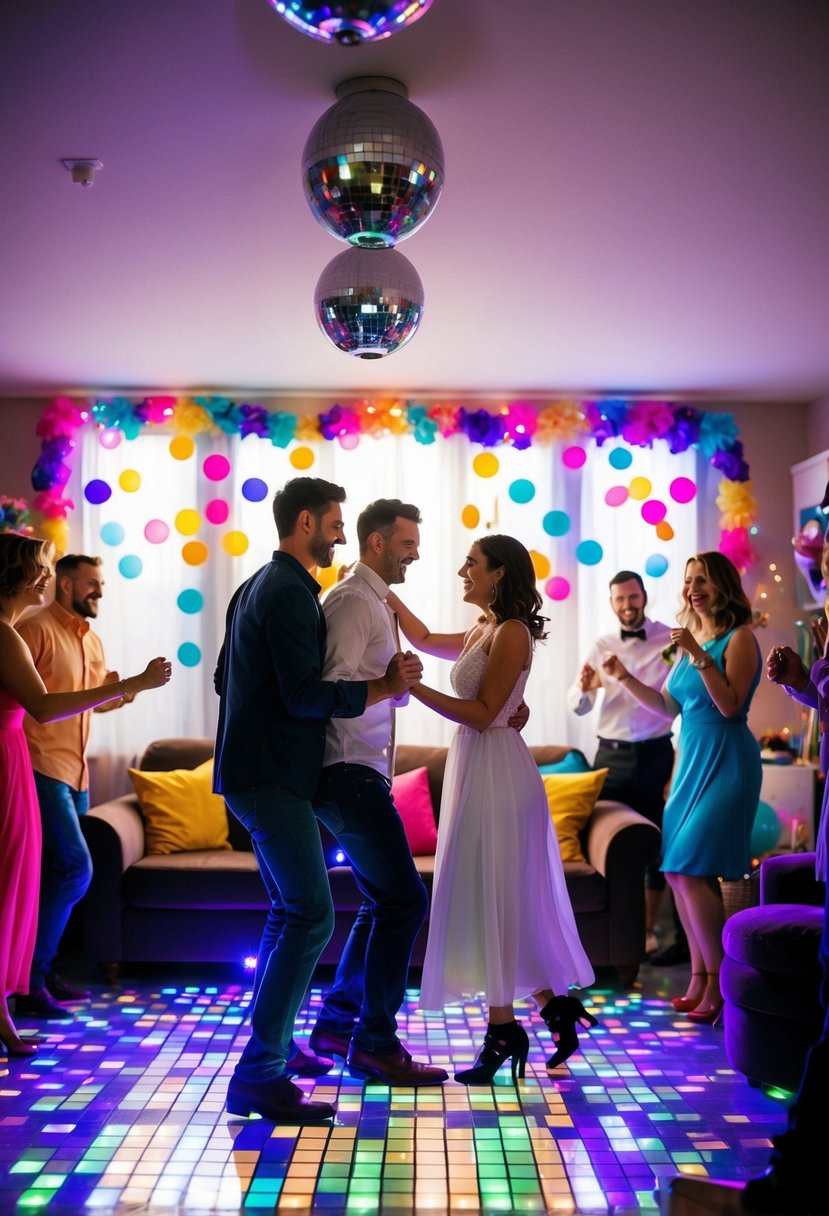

{"left": 2, "top": 0, "right": 828, "bottom": 402}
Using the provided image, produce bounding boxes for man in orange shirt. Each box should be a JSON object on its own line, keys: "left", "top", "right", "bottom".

{"left": 15, "top": 554, "right": 128, "bottom": 1019}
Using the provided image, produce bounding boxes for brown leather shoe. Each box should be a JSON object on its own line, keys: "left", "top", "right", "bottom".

{"left": 226, "top": 1075, "right": 335, "bottom": 1122}
{"left": 308, "top": 1026, "right": 351, "bottom": 1060}
{"left": 347, "top": 1044, "right": 448, "bottom": 1086}
{"left": 286, "top": 1042, "right": 335, "bottom": 1077}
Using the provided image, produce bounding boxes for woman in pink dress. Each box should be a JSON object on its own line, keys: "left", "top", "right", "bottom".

{"left": 0, "top": 533, "right": 173, "bottom": 1057}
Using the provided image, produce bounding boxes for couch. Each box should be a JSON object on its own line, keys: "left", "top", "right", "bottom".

{"left": 80, "top": 738, "right": 660, "bottom": 981}
{"left": 721, "top": 852, "right": 825, "bottom": 1093}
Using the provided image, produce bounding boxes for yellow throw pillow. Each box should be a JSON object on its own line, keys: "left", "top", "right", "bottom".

{"left": 542, "top": 768, "right": 608, "bottom": 863}
{"left": 129, "top": 759, "right": 231, "bottom": 855}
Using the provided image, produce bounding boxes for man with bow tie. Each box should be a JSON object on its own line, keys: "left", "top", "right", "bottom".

{"left": 567, "top": 570, "right": 686, "bottom": 963}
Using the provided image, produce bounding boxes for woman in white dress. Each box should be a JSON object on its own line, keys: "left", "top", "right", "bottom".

{"left": 387, "top": 534, "right": 596, "bottom": 1083}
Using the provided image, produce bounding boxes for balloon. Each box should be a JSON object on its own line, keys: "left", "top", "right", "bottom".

{"left": 242, "top": 478, "right": 268, "bottom": 503}
{"left": 461, "top": 504, "right": 480, "bottom": 529}
{"left": 542, "top": 510, "right": 570, "bottom": 537}
{"left": 562, "top": 446, "right": 586, "bottom": 470}
{"left": 670, "top": 476, "right": 697, "bottom": 504}
{"left": 119, "top": 469, "right": 141, "bottom": 493}
{"left": 750, "top": 800, "right": 781, "bottom": 856}
{"left": 203, "top": 454, "right": 230, "bottom": 482}
{"left": 608, "top": 447, "right": 633, "bottom": 470}
{"left": 472, "top": 452, "right": 499, "bottom": 478}
{"left": 508, "top": 479, "right": 535, "bottom": 504}
{"left": 169, "top": 435, "right": 195, "bottom": 461}
{"left": 177, "top": 642, "right": 202, "bottom": 668}
{"left": 290, "top": 446, "right": 315, "bottom": 470}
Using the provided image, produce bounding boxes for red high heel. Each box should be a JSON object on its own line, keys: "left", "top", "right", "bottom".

{"left": 0, "top": 1030, "right": 39, "bottom": 1057}
{"left": 685, "top": 972, "right": 723, "bottom": 1025}
{"left": 671, "top": 973, "right": 706, "bottom": 1013}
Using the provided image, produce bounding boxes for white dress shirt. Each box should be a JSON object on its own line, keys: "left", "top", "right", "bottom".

{"left": 322, "top": 562, "right": 397, "bottom": 777}
{"left": 566, "top": 617, "right": 675, "bottom": 742}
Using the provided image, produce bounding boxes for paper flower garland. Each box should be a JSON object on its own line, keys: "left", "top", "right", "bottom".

{"left": 27, "top": 395, "right": 758, "bottom": 567}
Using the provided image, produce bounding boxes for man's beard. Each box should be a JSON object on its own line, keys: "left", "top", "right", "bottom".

{"left": 309, "top": 525, "right": 334, "bottom": 568}
{"left": 73, "top": 596, "right": 98, "bottom": 618}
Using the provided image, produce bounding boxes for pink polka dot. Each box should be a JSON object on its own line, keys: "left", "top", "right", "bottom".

{"left": 605, "top": 486, "right": 629, "bottom": 508}
{"left": 545, "top": 576, "right": 571, "bottom": 601}
{"left": 562, "top": 446, "right": 587, "bottom": 470}
{"left": 203, "top": 454, "right": 231, "bottom": 482}
{"left": 670, "top": 476, "right": 697, "bottom": 504}
{"left": 205, "top": 498, "right": 230, "bottom": 525}
{"left": 641, "top": 499, "right": 667, "bottom": 524}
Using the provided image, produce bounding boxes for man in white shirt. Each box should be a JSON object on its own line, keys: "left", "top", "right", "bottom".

{"left": 568, "top": 569, "right": 685, "bottom": 962}
{"left": 308, "top": 499, "right": 448, "bottom": 1087}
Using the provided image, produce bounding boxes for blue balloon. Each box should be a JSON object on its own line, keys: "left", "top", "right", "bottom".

{"left": 750, "top": 800, "right": 780, "bottom": 856}
{"left": 100, "top": 522, "right": 125, "bottom": 547}
{"left": 542, "top": 510, "right": 570, "bottom": 537}
{"left": 575, "top": 539, "right": 603, "bottom": 566}
{"left": 508, "top": 478, "right": 535, "bottom": 504}
{"left": 177, "top": 589, "right": 204, "bottom": 615}
{"left": 177, "top": 642, "right": 202, "bottom": 668}
{"left": 608, "top": 447, "right": 633, "bottom": 470}
{"left": 118, "top": 554, "right": 143, "bottom": 579}
{"left": 645, "top": 554, "right": 669, "bottom": 578}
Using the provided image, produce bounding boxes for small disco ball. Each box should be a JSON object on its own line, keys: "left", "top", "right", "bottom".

{"left": 265, "top": 0, "right": 435, "bottom": 46}
{"left": 314, "top": 246, "right": 424, "bottom": 359}
{"left": 303, "top": 80, "right": 444, "bottom": 248}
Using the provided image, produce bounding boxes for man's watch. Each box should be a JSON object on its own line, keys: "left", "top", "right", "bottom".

{"left": 692, "top": 654, "right": 714, "bottom": 670}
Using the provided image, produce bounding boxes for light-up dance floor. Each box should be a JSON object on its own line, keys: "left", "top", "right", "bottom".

{"left": 0, "top": 968, "right": 786, "bottom": 1213}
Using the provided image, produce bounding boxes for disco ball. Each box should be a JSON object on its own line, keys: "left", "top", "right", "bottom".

{"left": 314, "top": 246, "right": 424, "bottom": 359}
{"left": 303, "top": 78, "right": 444, "bottom": 248}
{"left": 265, "top": 0, "right": 435, "bottom": 46}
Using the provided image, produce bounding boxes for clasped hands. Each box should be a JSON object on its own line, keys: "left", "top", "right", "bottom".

{"left": 384, "top": 650, "right": 423, "bottom": 698}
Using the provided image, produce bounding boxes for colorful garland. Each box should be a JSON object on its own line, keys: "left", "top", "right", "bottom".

{"left": 28, "top": 395, "right": 758, "bottom": 567}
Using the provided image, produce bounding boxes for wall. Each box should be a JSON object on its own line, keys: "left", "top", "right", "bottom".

{"left": 0, "top": 399, "right": 48, "bottom": 500}
{"left": 807, "top": 393, "right": 829, "bottom": 456}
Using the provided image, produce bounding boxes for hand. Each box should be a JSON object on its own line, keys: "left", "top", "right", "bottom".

{"left": 507, "top": 699, "right": 530, "bottom": 732}
{"left": 670, "top": 627, "right": 703, "bottom": 662}
{"left": 106, "top": 669, "right": 135, "bottom": 704}
{"left": 136, "top": 657, "right": 173, "bottom": 692}
{"left": 383, "top": 650, "right": 423, "bottom": 697}
{"left": 578, "top": 663, "right": 600, "bottom": 693}
{"left": 601, "top": 653, "right": 629, "bottom": 681}
{"left": 766, "top": 645, "right": 809, "bottom": 689}
{"left": 811, "top": 615, "right": 828, "bottom": 658}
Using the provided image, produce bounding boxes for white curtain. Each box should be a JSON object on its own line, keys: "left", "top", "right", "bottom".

{"left": 73, "top": 427, "right": 698, "bottom": 794}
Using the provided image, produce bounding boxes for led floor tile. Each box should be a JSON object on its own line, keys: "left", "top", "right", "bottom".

{"left": 0, "top": 967, "right": 789, "bottom": 1213}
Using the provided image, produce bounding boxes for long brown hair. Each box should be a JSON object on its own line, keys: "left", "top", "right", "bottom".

{"left": 678, "top": 550, "right": 752, "bottom": 634}
{"left": 476, "top": 534, "right": 548, "bottom": 641}
{"left": 0, "top": 534, "right": 54, "bottom": 601}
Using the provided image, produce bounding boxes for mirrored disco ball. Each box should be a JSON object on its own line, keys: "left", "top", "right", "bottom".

{"left": 303, "top": 82, "right": 444, "bottom": 247}
{"left": 265, "top": 0, "right": 435, "bottom": 46}
{"left": 314, "top": 246, "right": 424, "bottom": 358}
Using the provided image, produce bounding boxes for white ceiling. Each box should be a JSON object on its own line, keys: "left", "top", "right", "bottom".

{"left": 1, "top": 0, "right": 828, "bottom": 402}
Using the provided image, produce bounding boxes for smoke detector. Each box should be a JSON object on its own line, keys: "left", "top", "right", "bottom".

{"left": 61, "top": 158, "right": 104, "bottom": 188}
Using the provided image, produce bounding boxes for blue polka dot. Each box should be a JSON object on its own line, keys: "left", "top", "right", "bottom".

{"left": 177, "top": 589, "right": 205, "bottom": 615}
{"left": 177, "top": 642, "right": 202, "bottom": 668}
{"left": 118, "top": 554, "right": 143, "bottom": 579}
{"left": 100, "top": 522, "right": 125, "bottom": 547}
{"left": 508, "top": 479, "right": 536, "bottom": 504}
{"left": 645, "top": 554, "right": 669, "bottom": 578}
{"left": 575, "top": 540, "right": 603, "bottom": 566}
{"left": 608, "top": 447, "right": 633, "bottom": 470}
{"left": 542, "top": 510, "right": 570, "bottom": 537}
{"left": 242, "top": 477, "right": 269, "bottom": 503}
{"left": 84, "top": 479, "right": 112, "bottom": 505}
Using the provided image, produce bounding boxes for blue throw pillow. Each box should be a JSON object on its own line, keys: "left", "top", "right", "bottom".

{"left": 539, "top": 750, "right": 591, "bottom": 775}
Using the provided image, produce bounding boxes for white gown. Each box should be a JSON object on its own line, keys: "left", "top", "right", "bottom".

{"left": 420, "top": 627, "right": 594, "bottom": 1010}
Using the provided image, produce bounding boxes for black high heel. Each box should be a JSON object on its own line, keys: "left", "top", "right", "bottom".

{"left": 454, "top": 1021, "right": 529, "bottom": 1084}
{"left": 540, "top": 995, "right": 598, "bottom": 1069}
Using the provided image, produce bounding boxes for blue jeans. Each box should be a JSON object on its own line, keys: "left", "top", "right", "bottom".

{"left": 224, "top": 782, "right": 335, "bottom": 1083}
{"left": 313, "top": 763, "right": 429, "bottom": 1054}
{"left": 30, "top": 773, "right": 92, "bottom": 988}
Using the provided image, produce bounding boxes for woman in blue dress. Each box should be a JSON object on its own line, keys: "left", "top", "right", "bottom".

{"left": 603, "top": 551, "right": 761, "bottom": 1024}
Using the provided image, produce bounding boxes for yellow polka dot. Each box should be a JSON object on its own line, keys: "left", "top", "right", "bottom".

{"left": 628, "top": 476, "right": 652, "bottom": 501}
{"left": 290, "top": 447, "right": 315, "bottom": 470}
{"left": 175, "top": 509, "right": 201, "bottom": 536}
{"left": 222, "top": 531, "right": 249, "bottom": 557}
{"left": 119, "top": 469, "right": 141, "bottom": 493}
{"left": 169, "top": 436, "right": 195, "bottom": 461}
{"left": 472, "top": 452, "right": 499, "bottom": 479}
{"left": 461, "top": 504, "right": 480, "bottom": 529}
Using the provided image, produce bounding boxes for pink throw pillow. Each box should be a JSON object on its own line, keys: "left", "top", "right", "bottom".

{"left": 392, "top": 766, "right": 438, "bottom": 856}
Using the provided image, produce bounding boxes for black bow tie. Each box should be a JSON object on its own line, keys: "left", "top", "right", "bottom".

{"left": 620, "top": 628, "right": 647, "bottom": 641}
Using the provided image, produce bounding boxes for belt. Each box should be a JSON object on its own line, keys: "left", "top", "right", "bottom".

{"left": 598, "top": 736, "right": 672, "bottom": 751}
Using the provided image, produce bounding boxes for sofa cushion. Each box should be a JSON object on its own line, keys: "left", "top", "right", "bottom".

{"left": 392, "top": 766, "right": 438, "bottom": 855}
{"left": 539, "top": 749, "right": 591, "bottom": 775}
{"left": 125, "top": 849, "right": 265, "bottom": 909}
{"left": 129, "top": 760, "right": 231, "bottom": 855}
{"left": 722, "top": 903, "right": 824, "bottom": 979}
{"left": 543, "top": 768, "right": 608, "bottom": 862}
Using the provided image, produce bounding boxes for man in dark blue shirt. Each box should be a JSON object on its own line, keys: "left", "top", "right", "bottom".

{"left": 214, "top": 477, "right": 421, "bottom": 1123}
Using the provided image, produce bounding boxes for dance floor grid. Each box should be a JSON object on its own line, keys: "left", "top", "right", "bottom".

{"left": 0, "top": 969, "right": 787, "bottom": 1214}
